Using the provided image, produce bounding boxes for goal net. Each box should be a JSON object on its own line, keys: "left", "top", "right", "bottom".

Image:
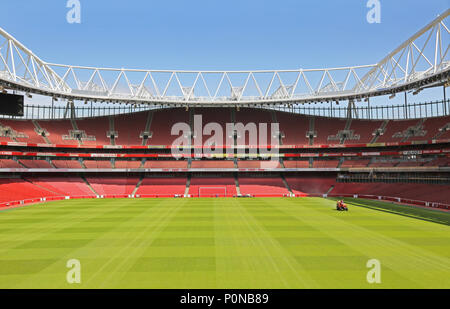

{"left": 198, "top": 187, "right": 227, "bottom": 197}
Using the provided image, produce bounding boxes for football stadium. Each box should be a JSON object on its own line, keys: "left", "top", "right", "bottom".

{"left": 0, "top": 3, "right": 449, "bottom": 290}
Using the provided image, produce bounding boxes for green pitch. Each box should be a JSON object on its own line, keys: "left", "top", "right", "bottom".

{"left": 0, "top": 197, "right": 449, "bottom": 289}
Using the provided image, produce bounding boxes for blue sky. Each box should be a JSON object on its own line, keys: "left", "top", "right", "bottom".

{"left": 0, "top": 0, "right": 448, "bottom": 106}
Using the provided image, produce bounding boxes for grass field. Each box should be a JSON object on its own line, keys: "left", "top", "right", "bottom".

{"left": 0, "top": 197, "right": 449, "bottom": 289}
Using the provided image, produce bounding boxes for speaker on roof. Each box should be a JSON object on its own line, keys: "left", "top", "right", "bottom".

{"left": 0, "top": 93, "right": 24, "bottom": 116}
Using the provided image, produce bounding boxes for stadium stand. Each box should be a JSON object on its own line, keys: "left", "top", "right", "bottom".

{"left": 369, "top": 161, "right": 398, "bottom": 168}
{"left": 189, "top": 176, "right": 237, "bottom": 197}
{"left": 136, "top": 177, "right": 187, "bottom": 196}
{"left": 331, "top": 182, "right": 449, "bottom": 205}
{"left": 286, "top": 175, "right": 335, "bottom": 195}
{"left": 283, "top": 160, "right": 310, "bottom": 168}
{"left": 193, "top": 108, "right": 232, "bottom": 146}
{"left": 313, "top": 117, "right": 347, "bottom": 145}
{"left": 27, "top": 177, "right": 94, "bottom": 196}
{"left": 0, "top": 159, "right": 23, "bottom": 168}
{"left": 86, "top": 177, "right": 139, "bottom": 195}
{"left": 422, "top": 156, "right": 450, "bottom": 167}
{"left": 19, "top": 159, "right": 53, "bottom": 168}
{"left": 114, "top": 160, "right": 143, "bottom": 169}
{"left": 238, "top": 160, "right": 282, "bottom": 168}
{"left": 36, "top": 120, "right": 75, "bottom": 145}
{"left": 1, "top": 111, "right": 449, "bottom": 147}
{"left": 52, "top": 159, "right": 83, "bottom": 169}
{"left": 376, "top": 119, "right": 420, "bottom": 143}
{"left": 313, "top": 160, "right": 340, "bottom": 168}
{"left": 147, "top": 108, "right": 190, "bottom": 145}
{"left": 0, "top": 108, "right": 449, "bottom": 208}
{"left": 0, "top": 119, "right": 46, "bottom": 143}
{"left": 144, "top": 160, "right": 187, "bottom": 168}
{"left": 235, "top": 108, "right": 273, "bottom": 146}
{"left": 75, "top": 117, "right": 111, "bottom": 145}
{"left": 0, "top": 178, "right": 59, "bottom": 202}
{"left": 238, "top": 176, "right": 290, "bottom": 196}
{"left": 191, "top": 160, "right": 235, "bottom": 168}
{"left": 276, "top": 111, "right": 310, "bottom": 145}
{"left": 407, "top": 117, "right": 450, "bottom": 141}
{"left": 83, "top": 160, "right": 112, "bottom": 169}
{"left": 26, "top": 177, "right": 95, "bottom": 197}
{"left": 345, "top": 119, "right": 384, "bottom": 144}
{"left": 341, "top": 159, "right": 371, "bottom": 168}
{"left": 113, "top": 112, "right": 148, "bottom": 146}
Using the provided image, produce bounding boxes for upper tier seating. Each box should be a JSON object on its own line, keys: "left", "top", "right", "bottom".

{"left": 114, "top": 112, "right": 148, "bottom": 146}
{"left": 1, "top": 110, "right": 449, "bottom": 147}
{"left": 376, "top": 119, "right": 420, "bottom": 143}
{"left": 345, "top": 119, "right": 384, "bottom": 144}
{"left": 407, "top": 117, "right": 450, "bottom": 142}
{"left": 0, "top": 119, "right": 46, "bottom": 143}
{"left": 36, "top": 120, "right": 74, "bottom": 145}
{"left": 439, "top": 128, "right": 450, "bottom": 140}
{"left": 312, "top": 160, "right": 339, "bottom": 168}
{"left": 238, "top": 160, "right": 282, "bottom": 168}
{"left": 75, "top": 117, "right": 111, "bottom": 146}
{"left": 276, "top": 111, "right": 310, "bottom": 145}
{"left": 235, "top": 108, "right": 273, "bottom": 146}
{"left": 147, "top": 108, "right": 190, "bottom": 145}
{"left": 313, "top": 117, "right": 347, "bottom": 145}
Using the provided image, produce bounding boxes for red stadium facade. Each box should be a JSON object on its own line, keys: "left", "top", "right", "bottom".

{"left": 0, "top": 107, "right": 449, "bottom": 210}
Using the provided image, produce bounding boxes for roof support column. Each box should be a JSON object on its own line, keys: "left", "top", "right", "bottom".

{"left": 404, "top": 92, "right": 408, "bottom": 119}
{"left": 444, "top": 85, "right": 447, "bottom": 116}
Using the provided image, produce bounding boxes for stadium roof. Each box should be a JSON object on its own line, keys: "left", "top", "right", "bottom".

{"left": 0, "top": 9, "right": 449, "bottom": 106}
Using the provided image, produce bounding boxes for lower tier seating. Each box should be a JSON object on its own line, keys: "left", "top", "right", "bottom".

{"left": 238, "top": 176, "right": 289, "bottom": 196}
{"left": 331, "top": 182, "right": 449, "bottom": 204}
{"left": 52, "top": 159, "right": 83, "bottom": 169}
{"left": 189, "top": 177, "right": 237, "bottom": 197}
{"left": 19, "top": 159, "right": 53, "bottom": 168}
{"left": 86, "top": 177, "right": 139, "bottom": 195}
{"left": 26, "top": 177, "right": 95, "bottom": 197}
{"left": 0, "top": 178, "right": 59, "bottom": 202}
{"left": 0, "top": 175, "right": 447, "bottom": 207}
{"left": 285, "top": 176, "right": 336, "bottom": 195}
{"left": 136, "top": 177, "right": 187, "bottom": 196}
{"left": 0, "top": 159, "right": 23, "bottom": 168}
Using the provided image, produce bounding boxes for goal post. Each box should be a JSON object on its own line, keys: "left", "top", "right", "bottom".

{"left": 198, "top": 187, "right": 227, "bottom": 197}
